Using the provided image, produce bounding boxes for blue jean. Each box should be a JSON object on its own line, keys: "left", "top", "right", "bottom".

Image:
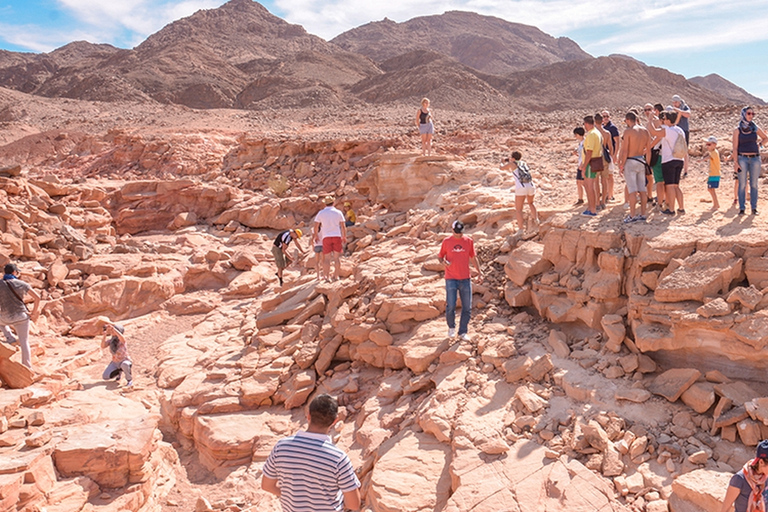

{"left": 738, "top": 155, "right": 762, "bottom": 210}
{"left": 445, "top": 279, "right": 472, "bottom": 335}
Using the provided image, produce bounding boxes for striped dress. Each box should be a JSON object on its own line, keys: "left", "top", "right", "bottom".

{"left": 263, "top": 431, "right": 360, "bottom": 512}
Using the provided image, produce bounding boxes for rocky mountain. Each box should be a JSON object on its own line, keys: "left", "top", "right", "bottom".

{"left": 690, "top": 73, "right": 766, "bottom": 106}
{"left": 495, "top": 56, "right": 730, "bottom": 111}
{"left": 0, "top": 0, "right": 380, "bottom": 109}
{"left": 332, "top": 11, "right": 590, "bottom": 75}
{"left": 0, "top": 1, "right": 754, "bottom": 112}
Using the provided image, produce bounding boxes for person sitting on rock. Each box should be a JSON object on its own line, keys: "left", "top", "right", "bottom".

{"left": 720, "top": 439, "right": 768, "bottom": 512}
{"left": 0, "top": 263, "right": 41, "bottom": 369}
{"left": 272, "top": 228, "right": 306, "bottom": 287}
{"left": 101, "top": 322, "right": 132, "bottom": 388}
{"left": 343, "top": 202, "right": 357, "bottom": 227}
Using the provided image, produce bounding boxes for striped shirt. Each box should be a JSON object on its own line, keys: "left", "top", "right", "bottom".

{"left": 263, "top": 431, "right": 360, "bottom": 512}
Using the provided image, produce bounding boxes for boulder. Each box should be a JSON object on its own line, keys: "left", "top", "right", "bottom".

{"left": 681, "top": 382, "right": 716, "bottom": 414}
{"left": 504, "top": 241, "right": 552, "bottom": 287}
{"left": 696, "top": 298, "right": 733, "bottom": 318}
{"left": 649, "top": 368, "right": 701, "bottom": 402}
{"left": 726, "top": 285, "right": 763, "bottom": 310}
{"left": 655, "top": 251, "right": 742, "bottom": 303}
{"left": 670, "top": 469, "right": 731, "bottom": 512}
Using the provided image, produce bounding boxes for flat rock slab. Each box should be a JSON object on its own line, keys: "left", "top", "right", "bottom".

{"left": 649, "top": 368, "right": 701, "bottom": 402}
{"left": 671, "top": 469, "right": 731, "bottom": 512}
{"left": 715, "top": 381, "right": 759, "bottom": 407}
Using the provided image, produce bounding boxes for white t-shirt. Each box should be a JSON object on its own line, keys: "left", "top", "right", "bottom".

{"left": 314, "top": 207, "right": 344, "bottom": 239}
{"left": 661, "top": 125, "right": 685, "bottom": 163}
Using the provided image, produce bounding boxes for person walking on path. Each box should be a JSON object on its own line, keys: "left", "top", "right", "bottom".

{"left": 719, "top": 439, "right": 768, "bottom": 512}
{"left": 438, "top": 221, "right": 482, "bottom": 341}
{"left": 500, "top": 151, "right": 538, "bottom": 235}
{"left": 0, "top": 263, "right": 41, "bottom": 369}
{"left": 100, "top": 322, "right": 132, "bottom": 387}
{"left": 272, "top": 229, "right": 306, "bottom": 287}
{"left": 262, "top": 394, "right": 361, "bottom": 512}
{"left": 617, "top": 112, "right": 652, "bottom": 223}
{"left": 579, "top": 115, "right": 604, "bottom": 216}
{"left": 649, "top": 111, "right": 686, "bottom": 215}
{"left": 313, "top": 196, "right": 347, "bottom": 282}
{"left": 416, "top": 97, "right": 435, "bottom": 156}
{"left": 733, "top": 106, "right": 768, "bottom": 215}
{"left": 705, "top": 136, "right": 721, "bottom": 210}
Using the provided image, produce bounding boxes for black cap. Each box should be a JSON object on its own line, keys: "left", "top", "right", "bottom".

{"left": 452, "top": 220, "right": 464, "bottom": 233}
{"left": 754, "top": 439, "right": 768, "bottom": 463}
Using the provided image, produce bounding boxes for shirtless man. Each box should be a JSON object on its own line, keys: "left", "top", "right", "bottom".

{"left": 617, "top": 112, "right": 652, "bottom": 222}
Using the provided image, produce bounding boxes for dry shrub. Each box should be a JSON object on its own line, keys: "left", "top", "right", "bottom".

{"left": 268, "top": 171, "right": 290, "bottom": 197}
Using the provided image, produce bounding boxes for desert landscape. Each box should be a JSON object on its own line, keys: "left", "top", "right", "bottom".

{"left": 2, "top": 1, "right": 768, "bottom": 511}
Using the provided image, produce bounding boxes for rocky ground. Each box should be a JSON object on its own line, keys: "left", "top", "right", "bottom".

{"left": 1, "top": 96, "right": 768, "bottom": 512}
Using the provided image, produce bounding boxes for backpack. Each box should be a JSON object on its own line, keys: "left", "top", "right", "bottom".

{"left": 516, "top": 162, "right": 533, "bottom": 184}
{"left": 672, "top": 128, "right": 688, "bottom": 159}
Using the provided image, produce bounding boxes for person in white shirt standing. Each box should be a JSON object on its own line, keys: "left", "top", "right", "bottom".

{"left": 313, "top": 196, "right": 347, "bottom": 282}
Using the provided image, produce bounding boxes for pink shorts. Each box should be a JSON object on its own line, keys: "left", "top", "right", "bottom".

{"left": 322, "top": 237, "right": 342, "bottom": 254}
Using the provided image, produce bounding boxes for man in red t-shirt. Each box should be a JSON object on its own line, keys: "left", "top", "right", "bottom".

{"left": 438, "top": 221, "right": 482, "bottom": 341}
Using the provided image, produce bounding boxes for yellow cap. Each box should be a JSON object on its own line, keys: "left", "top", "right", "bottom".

{"left": 344, "top": 202, "right": 351, "bottom": 207}
{"left": 294, "top": 228, "right": 303, "bottom": 238}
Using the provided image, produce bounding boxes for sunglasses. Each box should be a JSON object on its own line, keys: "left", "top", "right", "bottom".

{"left": 643, "top": 108, "right": 652, "bottom": 112}
{"left": 746, "top": 112, "right": 755, "bottom": 116}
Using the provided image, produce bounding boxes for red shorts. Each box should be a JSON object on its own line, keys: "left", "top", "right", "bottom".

{"left": 322, "top": 236, "right": 342, "bottom": 254}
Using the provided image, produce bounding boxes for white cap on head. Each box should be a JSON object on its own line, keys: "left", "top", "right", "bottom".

{"left": 706, "top": 136, "right": 717, "bottom": 144}
{"left": 672, "top": 95, "right": 682, "bottom": 102}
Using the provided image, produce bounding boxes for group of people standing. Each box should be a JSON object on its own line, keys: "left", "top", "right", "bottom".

{"left": 573, "top": 97, "right": 766, "bottom": 221}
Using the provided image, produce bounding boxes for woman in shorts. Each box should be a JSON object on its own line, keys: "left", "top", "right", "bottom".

{"left": 416, "top": 98, "right": 434, "bottom": 156}
{"left": 501, "top": 151, "right": 538, "bottom": 235}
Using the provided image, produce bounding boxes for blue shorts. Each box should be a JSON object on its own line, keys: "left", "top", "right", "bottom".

{"left": 419, "top": 122, "right": 434, "bottom": 135}
{"left": 707, "top": 177, "right": 720, "bottom": 189}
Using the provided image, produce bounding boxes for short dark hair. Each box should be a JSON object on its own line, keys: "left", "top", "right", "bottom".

{"left": 309, "top": 394, "right": 338, "bottom": 428}
{"left": 583, "top": 115, "right": 594, "bottom": 126}
{"left": 666, "top": 111, "right": 678, "bottom": 123}
{"left": 654, "top": 103, "right": 664, "bottom": 113}
{"left": 594, "top": 113, "right": 603, "bottom": 122}
{"left": 511, "top": 151, "right": 522, "bottom": 161}
{"left": 625, "top": 112, "right": 637, "bottom": 122}
{"left": 573, "top": 127, "right": 585, "bottom": 136}
{"left": 4, "top": 263, "right": 17, "bottom": 275}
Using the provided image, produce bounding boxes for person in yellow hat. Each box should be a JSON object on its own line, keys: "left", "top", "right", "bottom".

{"left": 343, "top": 202, "right": 357, "bottom": 227}
{"left": 272, "top": 228, "right": 306, "bottom": 287}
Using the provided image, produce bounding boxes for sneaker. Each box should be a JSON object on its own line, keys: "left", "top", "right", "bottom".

{"left": 753, "top": 209, "right": 759, "bottom": 215}
{"left": 661, "top": 209, "right": 675, "bottom": 215}
{"left": 574, "top": 199, "right": 584, "bottom": 205}
{"left": 636, "top": 215, "right": 647, "bottom": 222}
{"left": 596, "top": 204, "right": 605, "bottom": 212}
{"left": 677, "top": 209, "right": 685, "bottom": 214}
{"left": 623, "top": 215, "right": 635, "bottom": 224}
{"left": 125, "top": 381, "right": 133, "bottom": 388}
{"left": 459, "top": 333, "right": 471, "bottom": 342}
{"left": 739, "top": 209, "right": 746, "bottom": 215}
{"left": 582, "top": 210, "right": 597, "bottom": 216}
{"left": 448, "top": 328, "right": 456, "bottom": 338}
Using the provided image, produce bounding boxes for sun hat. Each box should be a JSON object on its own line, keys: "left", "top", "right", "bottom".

{"left": 323, "top": 195, "right": 335, "bottom": 205}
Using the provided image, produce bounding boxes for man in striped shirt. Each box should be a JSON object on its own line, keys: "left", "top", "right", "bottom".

{"left": 262, "top": 394, "right": 361, "bottom": 511}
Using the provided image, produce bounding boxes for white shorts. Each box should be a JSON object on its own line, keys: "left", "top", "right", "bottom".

{"left": 515, "top": 185, "right": 535, "bottom": 197}
{"left": 624, "top": 159, "right": 646, "bottom": 194}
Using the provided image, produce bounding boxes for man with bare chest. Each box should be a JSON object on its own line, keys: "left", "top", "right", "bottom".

{"left": 617, "top": 111, "right": 652, "bottom": 222}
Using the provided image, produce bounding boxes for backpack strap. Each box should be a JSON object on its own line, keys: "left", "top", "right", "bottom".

{"left": 3, "top": 280, "right": 29, "bottom": 313}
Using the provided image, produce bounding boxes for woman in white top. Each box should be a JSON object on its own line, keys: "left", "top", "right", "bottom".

{"left": 501, "top": 151, "right": 538, "bottom": 235}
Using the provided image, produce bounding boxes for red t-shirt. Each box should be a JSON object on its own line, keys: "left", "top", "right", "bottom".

{"left": 439, "top": 235, "right": 475, "bottom": 280}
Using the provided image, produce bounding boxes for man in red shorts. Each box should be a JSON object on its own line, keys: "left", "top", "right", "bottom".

{"left": 313, "top": 195, "right": 347, "bottom": 282}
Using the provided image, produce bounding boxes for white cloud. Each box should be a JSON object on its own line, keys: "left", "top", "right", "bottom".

{"left": 0, "top": 22, "right": 103, "bottom": 52}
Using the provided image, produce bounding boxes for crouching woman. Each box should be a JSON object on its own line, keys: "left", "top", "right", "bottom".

{"left": 101, "top": 322, "right": 133, "bottom": 387}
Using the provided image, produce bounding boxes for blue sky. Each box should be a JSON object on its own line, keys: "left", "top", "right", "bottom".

{"left": 1, "top": 0, "right": 767, "bottom": 102}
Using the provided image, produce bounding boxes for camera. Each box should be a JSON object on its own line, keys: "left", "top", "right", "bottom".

{"left": 503, "top": 158, "right": 510, "bottom": 163}
{"left": 102, "top": 324, "right": 108, "bottom": 332}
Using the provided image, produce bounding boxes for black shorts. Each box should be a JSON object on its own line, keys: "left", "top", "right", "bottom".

{"left": 661, "top": 160, "right": 684, "bottom": 185}
{"left": 576, "top": 167, "right": 584, "bottom": 181}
